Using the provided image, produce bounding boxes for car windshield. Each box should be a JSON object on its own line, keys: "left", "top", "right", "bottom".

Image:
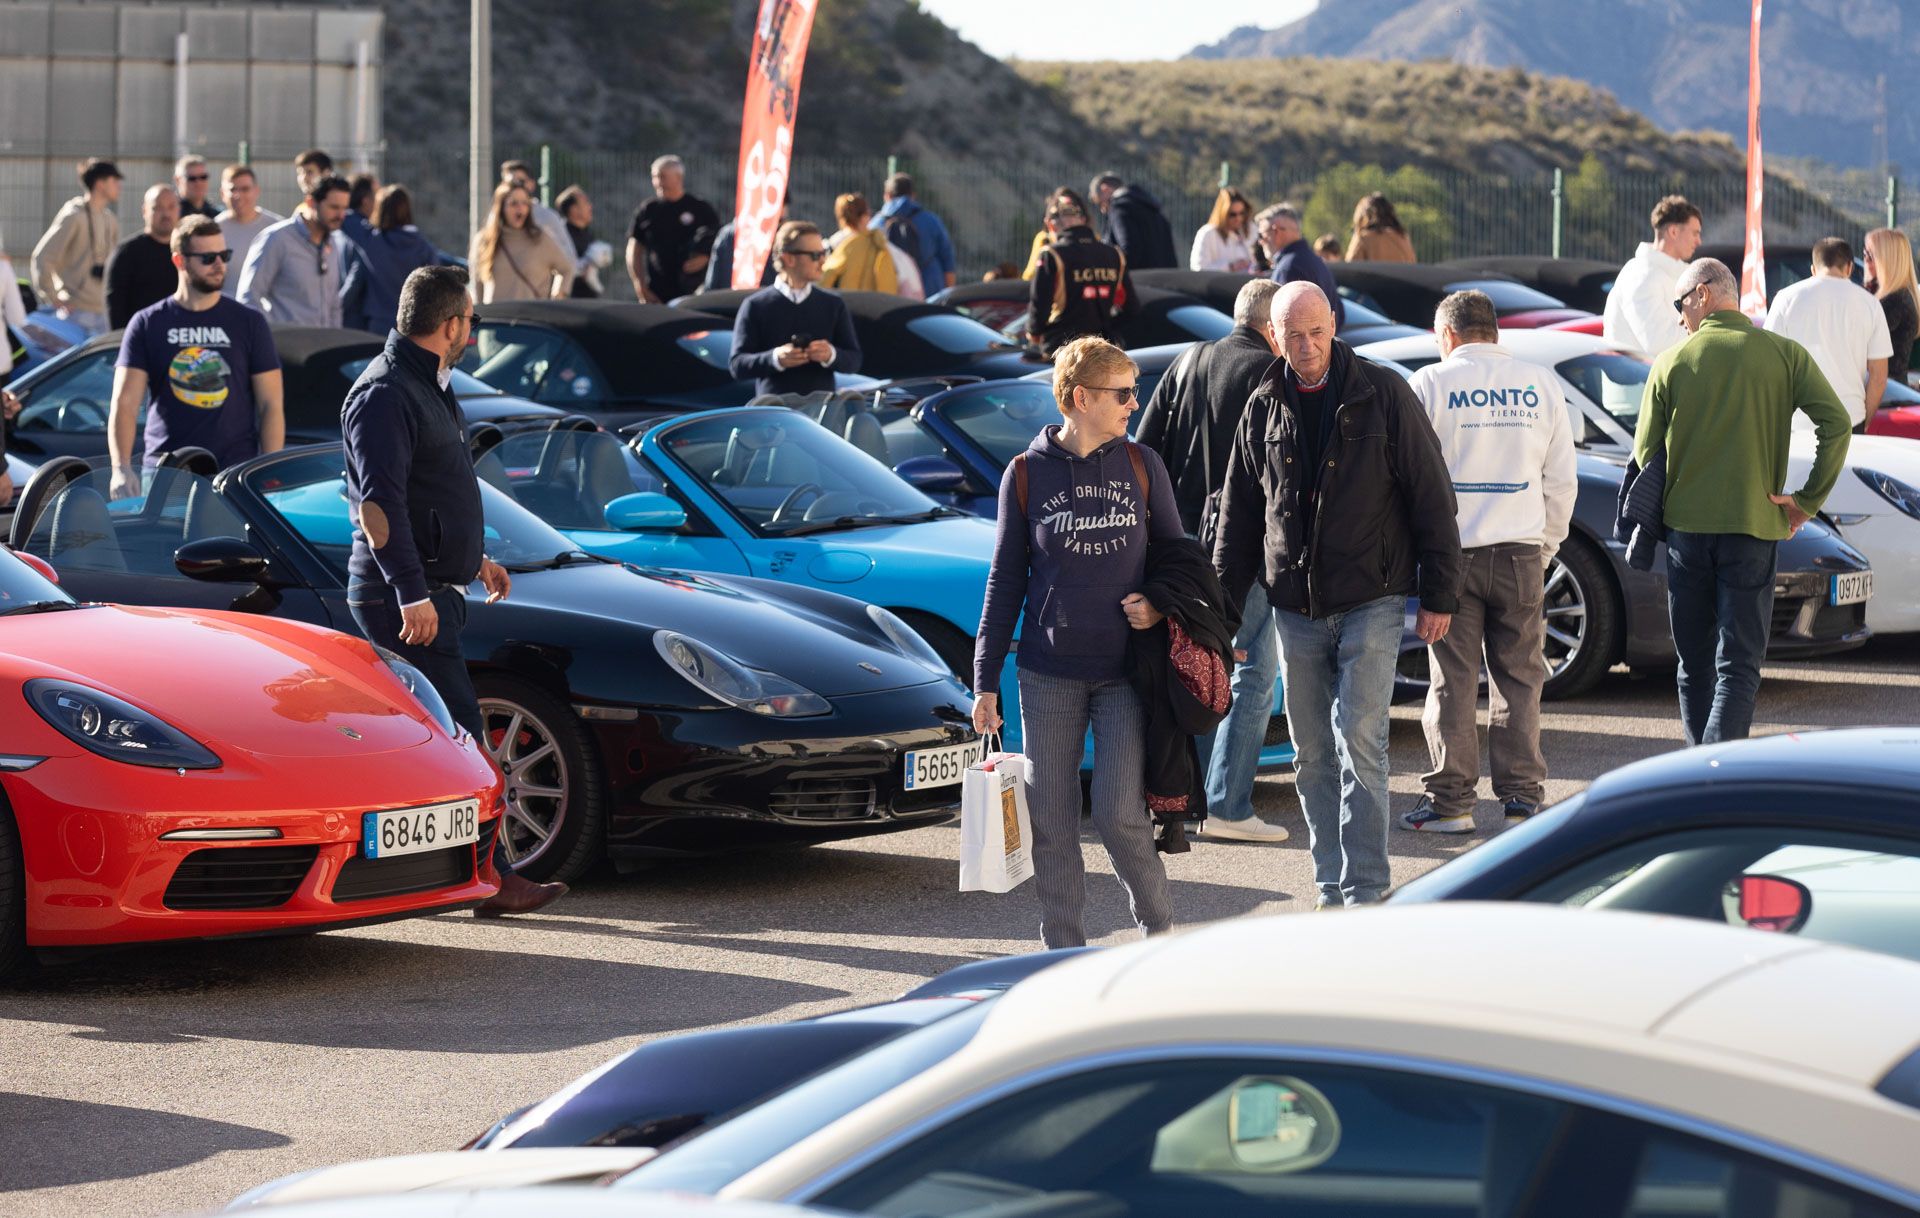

{"left": 244, "top": 448, "right": 588, "bottom": 577}
{"left": 0, "top": 548, "right": 74, "bottom": 613}
{"left": 614, "top": 999, "right": 991, "bottom": 1196}
{"left": 940, "top": 382, "right": 1066, "bottom": 469}
{"left": 340, "top": 356, "right": 501, "bottom": 397}
{"left": 1340, "top": 298, "right": 1397, "bottom": 329}
{"left": 1165, "top": 305, "right": 1234, "bottom": 341}
{"left": 655, "top": 410, "right": 942, "bottom": 536}
{"left": 1556, "top": 350, "right": 1653, "bottom": 428}
{"left": 675, "top": 329, "right": 734, "bottom": 372}
{"left": 905, "top": 313, "right": 1017, "bottom": 355}
{"left": 1446, "top": 279, "right": 1567, "bottom": 313}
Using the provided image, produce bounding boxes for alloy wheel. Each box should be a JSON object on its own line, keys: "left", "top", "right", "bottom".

{"left": 477, "top": 696, "right": 571, "bottom": 870}
{"left": 1541, "top": 553, "right": 1588, "bottom": 680}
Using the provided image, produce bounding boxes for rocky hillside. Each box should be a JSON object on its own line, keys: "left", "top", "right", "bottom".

{"left": 1191, "top": 0, "right": 1918, "bottom": 174}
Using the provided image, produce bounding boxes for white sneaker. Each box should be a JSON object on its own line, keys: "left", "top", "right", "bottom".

{"left": 1202, "top": 817, "right": 1291, "bottom": 843}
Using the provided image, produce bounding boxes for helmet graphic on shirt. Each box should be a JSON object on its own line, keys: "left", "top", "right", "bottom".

{"left": 169, "top": 346, "right": 231, "bottom": 410}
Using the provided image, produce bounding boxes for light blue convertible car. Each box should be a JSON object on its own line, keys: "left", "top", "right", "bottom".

{"left": 479, "top": 407, "right": 1295, "bottom": 770}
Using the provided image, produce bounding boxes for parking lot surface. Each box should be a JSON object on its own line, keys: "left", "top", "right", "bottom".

{"left": 5, "top": 638, "right": 1918, "bottom": 1217}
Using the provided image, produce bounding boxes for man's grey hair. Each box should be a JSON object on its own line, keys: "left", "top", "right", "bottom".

{"left": 650, "top": 155, "right": 684, "bottom": 177}
{"left": 173, "top": 154, "right": 206, "bottom": 177}
{"left": 1254, "top": 203, "right": 1300, "bottom": 229}
{"left": 1433, "top": 290, "right": 1499, "bottom": 342}
{"left": 398, "top": 265, "right": 472, "bottom": 336}
{"left": 1233, "top": 278, "right": 1282, "bottom": 326}
{"left": 1676, "top": 258, "right": 1738, "bottom": 307}
{"left": 1270, "top": 280, "right": 1332, "bottom": 325}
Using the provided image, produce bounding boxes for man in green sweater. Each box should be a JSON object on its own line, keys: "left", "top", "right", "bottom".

{"left": 1633, "top": 258, "right": 1852, "bottom": 745}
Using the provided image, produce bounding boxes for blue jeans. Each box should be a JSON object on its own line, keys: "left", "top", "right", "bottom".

{"left": 1272, "top": 595, "right": 1402, "bottom": 906}
{"left": 1665, "top": 530, "right": 1777, "bottom": 746}
{"left": 348, "top": 578, "right": 508, "bottom": 872}
{"left": 1200, "top": 583, "right": 1280, "bottom": 822}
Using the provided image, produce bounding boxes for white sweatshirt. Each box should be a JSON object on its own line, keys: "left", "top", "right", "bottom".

{"left": 1407, "top": 343, "right": 1578, "bottom": 557}
{"left": 1603, "top": 241, "right": 1691, "bottom": 357}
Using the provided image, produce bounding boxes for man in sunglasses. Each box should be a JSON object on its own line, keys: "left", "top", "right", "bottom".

{"left": 173, "top": 155, "right": 220, "bottom": 220}
{"left": 1027, "top": 198, "right": 1135, "bottom": 358}
{"left": 728, "top": 219, "right": 861, "bottom": 397}
{"left": 108, "top": 215, "right": 284, "bottom": 498}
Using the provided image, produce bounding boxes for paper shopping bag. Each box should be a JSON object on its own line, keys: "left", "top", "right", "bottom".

{"left": 958, "top": 745, "right": 1034, "bottom": 893}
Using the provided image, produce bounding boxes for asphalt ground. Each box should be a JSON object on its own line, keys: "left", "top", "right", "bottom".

{"left": 5, "top": 635, "right": 1919, "bottom": 1217}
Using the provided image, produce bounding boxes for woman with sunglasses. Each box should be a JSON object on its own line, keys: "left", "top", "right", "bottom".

{"left": 106, "top": 213, "right": 285, "bottom": 498}
{"left": 974, "top": 336, "right": 1185, "bottom": 948}
{"left": 1189, "top": 187, "right": 1257, "bottom": 274}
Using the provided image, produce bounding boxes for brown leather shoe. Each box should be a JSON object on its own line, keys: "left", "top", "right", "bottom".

{"left": 475, "top": 870, "right": 568, "bottom": 918}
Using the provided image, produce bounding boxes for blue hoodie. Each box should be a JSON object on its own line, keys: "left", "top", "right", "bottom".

{"left": 975, "top": 426, "right": 1182, "bottom": 693}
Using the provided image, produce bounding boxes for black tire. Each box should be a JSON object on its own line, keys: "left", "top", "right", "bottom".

{"left": 473, "top": 675, "right": 608, "bottom": 884}
{"left": 891, "top": 609, "right": 976, "bottom": 683}
{"left": 1542, "top": 536, "right": 1622, "bottom": 701}
{"left": 0, "top": 794, "right": 27, "bottom": 983}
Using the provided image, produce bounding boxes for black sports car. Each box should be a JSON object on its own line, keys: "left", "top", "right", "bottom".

{"left": 675, "top": 289, "right": 1045, "bottom": 381}
{"left": 1129, "top": 268, "right": 1429, "bottom": 345}
{"left": 930, "top": 280, "right": 1235, "bottom": 351}
{"left": 456, "top": 299, "right": 879, "bottom": 430}
{"left": 7, "top": 446, "right": 978, "bottom": 882}
{"left": 1, "top": 326, "right": 571, "bottom": 465}
{"left": 1438, "top": 255, "right": 1620, "bottom": 316}
{"left": 1329, "top": 262, "right": 1593, "bottom": 330}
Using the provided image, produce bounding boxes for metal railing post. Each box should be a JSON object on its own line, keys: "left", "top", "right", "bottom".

{"left": 1551, "top": 167, "right": 1564, "bottom": 259}
{"left": 238, "top": 140, "right": 249, "bottom": 167}
{"left": 1219, "top": 161, "right": 1231, "bottom": 188}
{"left": 886, "top": 154, "right": 898, "bottom": 178}
{"left": 1890, "top": 175, "right": 1900, "bottom": 231}
{"left": 539, "top": 143, "right": 552, "bottom": 207}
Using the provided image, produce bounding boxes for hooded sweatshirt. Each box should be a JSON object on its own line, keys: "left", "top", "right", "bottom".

{"left": 974, "top": 427, "right": 1183, "bottom": 693}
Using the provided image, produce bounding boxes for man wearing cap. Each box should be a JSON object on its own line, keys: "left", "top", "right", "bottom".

{"left": 31, "top": 158, "right": 123, "bottom": 337}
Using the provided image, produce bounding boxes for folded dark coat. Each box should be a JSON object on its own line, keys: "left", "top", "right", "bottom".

{"left": 1615, "top": 450, "right": 1667, "bottom": 571}
{"left": 1127, "top": 536, "right": 1241, "bottom": 831}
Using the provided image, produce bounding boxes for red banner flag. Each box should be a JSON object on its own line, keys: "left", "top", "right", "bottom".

{"left": 1740, "top": 0, "right": 1767, "bottom": 317}
{"left": 732, "top": 0, "right": 818, "bottom": 290}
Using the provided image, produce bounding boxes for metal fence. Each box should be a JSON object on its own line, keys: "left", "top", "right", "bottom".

{"left": 6, "top": 140, "right": 1917, "bottom": 299}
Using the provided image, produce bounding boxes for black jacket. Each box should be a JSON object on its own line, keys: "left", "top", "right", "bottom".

{"left": 1027, "top": 226, "right": 1134, "bottom": 358}
{"left": 1105, "top": 185, "right": 1177, "bottom": 270}
{"left": 1212, "top": 340, "right": 1462, "bottom": 618}
{"left": 1135, "top": 324, "right": 1278, "bottom": 538}
{"left": 1615, "top": 450, "right": 1667, "bottom": 572}
{"left": 342, "top": 332, "right": 486, "bottom": 603}
{"left": 1127, "top": 537, "right": 1240, "bottom": 833}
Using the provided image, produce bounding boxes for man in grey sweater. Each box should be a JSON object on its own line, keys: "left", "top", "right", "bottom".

{"left": 237, "top": 174, "right": 349, "bottom": 327}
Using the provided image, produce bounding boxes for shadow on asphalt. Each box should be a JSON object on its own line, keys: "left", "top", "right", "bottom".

{"left": 3, "top": 936, "right": 847, "bottom": 1051}
{"left": 0, "top": 1093, "right": 289, "bottom": 1190}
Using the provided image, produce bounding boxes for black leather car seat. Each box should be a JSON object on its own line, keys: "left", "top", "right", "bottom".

{"left": 48, "top": 486, "right": 127, "bottom": 572}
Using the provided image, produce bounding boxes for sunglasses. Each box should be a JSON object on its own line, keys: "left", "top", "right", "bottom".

{"left": 1228, "top": 208, "right": 1248, "bottom": 218}
{"left": 1671, "top": 291, "right": 1691, "bottom": 315}
{"left": 783, "top": 248, "right": 827, "bottom": 262}
{"left": 1076, "top": 383, "right": 1137, "bottom": 404}
{"left": 185, "top": 249, "right": 234, "bottom": 266}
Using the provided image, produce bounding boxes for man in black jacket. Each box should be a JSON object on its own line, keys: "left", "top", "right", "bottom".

{"left": 1027, "top": 198, "right": 1135, "bottom": 358}
{"left": 1089, "top": 173, "right": 1177, "bottom": 270}
{"left": 1136, "top": 277, "right": 1289, "bottom": 843}
{"left": 1213, "top": 282, "right": 1462, "bottom": 908}
{"left": 341, "top": 265, "right": 566, "bottom": 917}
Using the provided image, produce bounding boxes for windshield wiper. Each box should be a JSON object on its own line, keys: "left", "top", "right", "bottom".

{"left": 500, "top": 550, "right": 610, "bottom": 573}
{"left": 765, "top": 507, "right": 962, "bottom": 537}
{"left": 0, "top": 600, "right": 83, "bottom": 617}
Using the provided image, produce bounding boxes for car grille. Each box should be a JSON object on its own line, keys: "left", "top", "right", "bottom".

{"left": 332, "top": 843, "right": 474, "bottom": 903}
{"left": 1263, "top": 715, "right": 1290, "bottom": 747}
{"left": 769, "top": 778, "right": 875, "bottom": 821}
{"left": 1810, "top": 600, "right": 1867, "bottom": 638}
{"left": 1771, "top": 596, "right": 1807, "bottom": 637}
{"left": 163, "top": 846, "right": 318, "bottom": 911}
{"left": 892, "top": 783, "right": 962, "bottom": 816}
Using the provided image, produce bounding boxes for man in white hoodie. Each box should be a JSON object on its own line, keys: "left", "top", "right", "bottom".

{"left": 1401, "top": 290, "right": 1577, "bottom": 834}
{"left": 1603, "top": 195, "right": 1702, "bottom": 357}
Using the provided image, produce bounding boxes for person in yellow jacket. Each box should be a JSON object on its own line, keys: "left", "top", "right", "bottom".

{"left": 822, "top": 193, "right": 899, "bottom": 294}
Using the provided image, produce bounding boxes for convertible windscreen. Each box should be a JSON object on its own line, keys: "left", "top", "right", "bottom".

{"left": 1556, "top": 350, "right": 1652, "bottom": 429}
{"left": 942, "top": 383, "right": 1066, "bottom": 469}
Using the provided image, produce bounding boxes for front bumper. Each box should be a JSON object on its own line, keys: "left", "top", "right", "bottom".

{"left": 591, "top": 680, "right": 979, "bottom": 858}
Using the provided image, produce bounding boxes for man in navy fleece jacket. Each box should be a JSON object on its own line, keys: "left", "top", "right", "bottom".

{"left": 728, "top": 220, "right": 861, "bottom": 396}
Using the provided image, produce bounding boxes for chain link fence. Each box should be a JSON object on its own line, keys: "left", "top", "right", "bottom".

{"left": 6, "top": 139, "right": 1916, "bottom": 299}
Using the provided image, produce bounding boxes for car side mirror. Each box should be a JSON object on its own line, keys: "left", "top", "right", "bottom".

{"left": 176, "top": 535, "right": 271, "bottom": 584}
{"left": 604, "top": 492, "right": 686, "bottom": 531}
{"left": 1735, "top": 874, "right": 1811, "bottom": 934}
{"left": 894, "top": 455, "right": 968, "bottom": 494}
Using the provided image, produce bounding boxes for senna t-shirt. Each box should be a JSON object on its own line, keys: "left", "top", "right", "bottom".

{"left": 117, "top": 295, "right": 280, "bottom": 469}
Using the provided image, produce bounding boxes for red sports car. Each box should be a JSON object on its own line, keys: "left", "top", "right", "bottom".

{"left": 0, "top": 548, "right": 503, "bottom": 977}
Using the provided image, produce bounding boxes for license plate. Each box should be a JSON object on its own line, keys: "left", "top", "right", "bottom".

{"left": 904, "top": 739, "right": 984, "bottom": 790}
{"left": 1830, "top": 572, "right": 1872, "bottom": 606}
{"left": 362, "top": 799, "right": 480, "bottom": 859}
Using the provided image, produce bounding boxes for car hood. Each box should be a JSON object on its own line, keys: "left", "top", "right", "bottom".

{"left": 228, "top": 1149, "right": 657, "bottom": 1208}
{"left": 490, "top": 561, "right": 949, "bottom": 698}
{"left": 1, "top": 606, "right": 435, "bottom": 758}
{"left": 1790, "top": 431, "right": 1920, "bottom": 516}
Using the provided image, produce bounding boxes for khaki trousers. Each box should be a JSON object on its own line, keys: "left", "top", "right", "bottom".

{"left": 1420, "top": 542, "right": 1549, "bottom": 814}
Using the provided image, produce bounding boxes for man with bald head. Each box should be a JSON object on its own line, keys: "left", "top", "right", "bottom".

{"left": 1214, "top": 282, "right": 1462, "bottom": 907}
{"left": 105, "top": 184, "right": 181, "bottom": 327}
{"left": 1635, "top": 258, "right": 1850, "bottom": 744}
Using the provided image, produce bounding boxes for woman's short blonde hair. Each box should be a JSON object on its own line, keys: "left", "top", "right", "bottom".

{"left": 1052, "top": 336, "right": 1138, "bottom": 413}
{"left": 834, "top": 192, "right": 870, "bottom": 229}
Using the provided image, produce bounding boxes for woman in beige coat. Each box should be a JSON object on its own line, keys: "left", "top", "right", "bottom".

{"left": 469, "top": 182, "right": 571, "bottom": 303}
{"left": 1345, "top": 192, "right": 1417, "bottom": 263}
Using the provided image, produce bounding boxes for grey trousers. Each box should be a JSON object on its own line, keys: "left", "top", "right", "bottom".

{"left": 1018, "top": 667, "right": 1173, "bottom": 948}
{"left": 1421, "top": 542, "right": 1549, "bottom": 814}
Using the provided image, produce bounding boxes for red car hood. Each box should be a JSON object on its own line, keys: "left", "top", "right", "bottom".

{"left": 1501, "top": 308, "right": 1596, "bottom": 329}
{"left": 0, "top": 606, "right": 436, "bottom": 759}
{"left": 1868, "top": 406, "right": 1920, "bottom": 441}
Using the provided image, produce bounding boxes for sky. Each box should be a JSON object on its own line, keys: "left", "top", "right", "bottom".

{"left": 912, "top": 0, "right": 1319, "bottom": 62}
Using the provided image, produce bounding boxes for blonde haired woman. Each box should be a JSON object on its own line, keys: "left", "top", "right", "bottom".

{"left": 1865, "top": 228, "right": 1919, "bottom": 389}
{"left": 468, "top": 182, "right": 570, "bottom": 303}
{"left": 1345, "top": 192, "right": 1417, "bottom": 263}
{"left": 1189, "top": 187, "right": 1256, "bottom": 273}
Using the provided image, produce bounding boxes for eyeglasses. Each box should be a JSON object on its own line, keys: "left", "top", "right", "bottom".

{"left": 1671, "top": 287, "right": 1696, "bottom": 315}
{"left": 1227, "top": 208, "right": 1248, "bottom": 218}
{"left": 1075, "top": 383, "right": 1137, "bottom": 404}
{"left": 185, "top": 249, "right": 234, "bottom": 266}
{"left": 184, "top": 173, "right": 209, "bottom": 183}
{"left": 783, "top": 248, "right": 827, "bottom": 262}
{"left": 466, "top": 312, "right": 482, "bottom": 327}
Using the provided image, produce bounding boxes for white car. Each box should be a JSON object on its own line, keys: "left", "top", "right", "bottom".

{"left": 606, "top": 904, "right": 1920, "bottom": 1215}
{"left": 1359, "top": 328, "right": 1919, "bottom": 634}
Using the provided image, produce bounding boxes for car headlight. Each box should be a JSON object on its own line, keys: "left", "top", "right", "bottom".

{"left": 374, "top": 647, "right": 461, "bottom": 738}
{"left": 653, "top": 631, "right": 829, "bottom": 717}
{"left": 865, "top": 605, "right": 951, "bottom": 675}
{"left": 1854, "top": 467, "right": 1920, "bottom": 520}
{"left": 24, "top": 679, "right": 221, "bottom": 769}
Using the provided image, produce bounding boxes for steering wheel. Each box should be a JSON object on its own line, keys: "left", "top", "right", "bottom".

{"left": 55, "top": 398, "right": 107, "bottom": 432}
{"left": 770, "top": 482, "right": 826, "bottom": 524}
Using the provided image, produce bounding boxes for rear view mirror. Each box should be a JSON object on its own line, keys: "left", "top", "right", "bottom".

{"left": 894, "top": 455, "right": 968, "bottom": 494}
{"left": 176, "top": 535, "right": 270, "bottom": 584}
{"left": 1735, "top": 874, "right": 1811, "bottom": 934}
{"left": 605, "top": 492, "right": 686, "bottom": 532}
{"left": 1227, "top": 1077, "right": 1340, "bottom": 1173}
